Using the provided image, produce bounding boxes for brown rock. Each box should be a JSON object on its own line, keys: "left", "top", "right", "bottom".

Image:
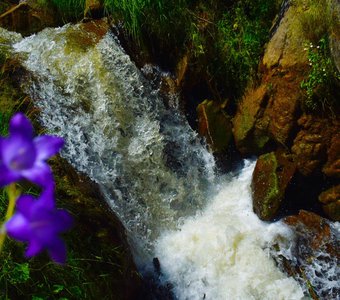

{"left": 323, "top": 132, "right": 340, "bottom": 178}
{"left": 292, "top": 115, "right": 339, "bottom": 176}
{"left": 266, "top": 72, "right": 302, "bottom": 146}
{"left": 263, "top": 4, "right": 308, "bottom": 69}
{"left": 233, "top": 85, "right": 271, "bottom": 154}
{"left": 251, "top": 149, "right": 296, "bottom": 220}
{"left": 319, "top": 184, "right": 340, "bottom": 221}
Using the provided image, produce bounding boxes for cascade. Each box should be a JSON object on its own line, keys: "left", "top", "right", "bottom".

{"left": 1, "top": 23, "right": 336, "bottom": 299}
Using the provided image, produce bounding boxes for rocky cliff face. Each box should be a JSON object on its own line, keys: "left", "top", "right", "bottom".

{"left": 232, "top": 0, "right": 339, "bottom": 221}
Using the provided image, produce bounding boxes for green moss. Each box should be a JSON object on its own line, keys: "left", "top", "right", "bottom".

{"left": 253, "top": 152, "right": 282, "bottom": 220}
{"left": 197, "top": 99, "right": 232, "bottom": 152}
{"left": 262, "top": 154, "right": 280, "bottom": 212}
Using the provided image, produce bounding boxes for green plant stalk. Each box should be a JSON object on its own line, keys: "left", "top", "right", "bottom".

{"left": 0, "top": 183, "right": 19, "bottom": 253}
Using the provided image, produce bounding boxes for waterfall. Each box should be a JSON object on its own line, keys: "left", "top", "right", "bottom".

{"left": 155, "top": 161, "right": 305, "bottom": 300}
{"left": 12, "top": 23, "right": 216, "bottom": 264}
{"left": 2, "top": 23, "right": 333, "bottom": 299}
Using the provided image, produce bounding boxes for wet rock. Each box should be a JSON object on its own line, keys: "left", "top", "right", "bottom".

{"left": 323, "top": 132, "right": 340, "bottom": 178}
{"left": 233, "top": 85, "right": 271, "bottom": 154}
{"left": 275, "top": 211, "right": 340, "bottom": 299}
{"left": 291, "top": 114, "right": 339, "bottom": 176}
{"left": 319, "top": 185, "right": 340, "bottom": 221}
{"left": 0, "top": 1, "right": 58, "bottom": 36}
{"left": 197, "top": 99, "right": 232, "bottom": 152}
{"left": 251, "top": 150, "right": 296, "bottom": 220}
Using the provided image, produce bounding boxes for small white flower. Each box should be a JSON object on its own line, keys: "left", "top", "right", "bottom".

{"left": 316, "top": 46, "right": 320, "bottom": 49}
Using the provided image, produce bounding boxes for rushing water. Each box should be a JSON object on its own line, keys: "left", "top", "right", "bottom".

{"left": 2, "top": 23, "right": 337, "bottom": 299}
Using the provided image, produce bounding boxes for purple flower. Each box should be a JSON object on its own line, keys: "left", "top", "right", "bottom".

{"left": 0, "top": 113, "right": 64, "bottom": 188}
{"left": 5, "top": 185, "right": 73, "bottom": 264}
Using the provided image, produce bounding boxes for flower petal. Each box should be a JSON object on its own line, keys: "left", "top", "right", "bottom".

{"left": 9, "top": 113, "right": 33, "bottom": 139}
{"left": 16, "top": 195, "right": 36, "bottom": 217}
{"left": 0, "top": 164, "right": 21, "bottom": 187}
{"left": 2, "top": 136, "right": 36, "bottom": 170}
{"left": 21, "top": 162, "right": 54, "bottom": 187}
{"left": 54, "top": 209, "right": 73, "bottom": 232}
{"left": 25, "top": 239, "right": 43, "bottom": 258}
{"left": 6, "top": 213, "right": 31, "bottom": 242}
{"left": 34, "top": 135, "right": 64, "bottom": 161}
{"left": 48, "top": 237, "right": 67, "bottom": 264}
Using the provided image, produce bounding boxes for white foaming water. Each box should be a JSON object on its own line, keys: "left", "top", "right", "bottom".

{"left": 156, "top": 161, "right": 305, "bottom": 300}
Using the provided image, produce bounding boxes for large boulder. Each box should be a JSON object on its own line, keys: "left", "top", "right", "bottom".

{"left": 262, "top": 1, "right": 307, "bottom": 69}
{"left": 291, "top": 114, "right": 339, "bottom": 176}
{"left": 251, "top": 150, "right": 296, "bottom": 220}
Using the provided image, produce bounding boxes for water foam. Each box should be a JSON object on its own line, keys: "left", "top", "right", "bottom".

{"left": 155, "top": 161, "right": 306, "bottom": 300}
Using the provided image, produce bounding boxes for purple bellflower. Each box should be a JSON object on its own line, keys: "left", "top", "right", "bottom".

{"left": 0, "top": 113, "right": 64, "bottom": 188}
{"left": 5, "top": 185, "right": 73, "bottom": 264}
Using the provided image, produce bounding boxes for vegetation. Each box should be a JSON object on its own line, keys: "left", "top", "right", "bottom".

{"left": 50, "top": 0, "right": 85, "bottom": 21}
{"left": 214, "top": 0, "right": 280, "bottom": 99}
{"left": 300, "top": 38, "right": 340, "bottom": 111}
{"left": 0, "top": 157, "right": 139, "bottom": 299}
{"left": 293, "top": 0, "right": 335, "bottom": 44}
{"left": 294, "top": 0, "right": 340, "bottom": 111}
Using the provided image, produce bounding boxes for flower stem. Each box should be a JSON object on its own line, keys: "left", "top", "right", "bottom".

{"left": 0, "top": 183, "right": 19, "bottom": 253}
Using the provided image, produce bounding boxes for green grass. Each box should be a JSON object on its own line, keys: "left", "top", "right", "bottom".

{"left": 293, "top": 0, "right": 335, "bottom": 44}
{"left": 51, "top": 0, "right": 86, "bottom": 21}
{"left": 214, "top": 0, "right": 280, "bottom": 99}
{"left": 0, "top": 176, "right": 137, "bottom": 300}
{"left": 0, "top": 111, "right": 10, "bottom": 136}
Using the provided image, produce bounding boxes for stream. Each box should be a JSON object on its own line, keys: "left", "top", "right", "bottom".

{"left": 2, "top": 23, "right": 338, "bottom": 299}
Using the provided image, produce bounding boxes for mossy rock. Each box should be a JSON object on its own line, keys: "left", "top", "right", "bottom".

{"left": 252, "top": 150, "right": 296, "bottom": 220}
{"left": 197, "top": 99, "right": 232, "bottom": 152}
{"left": 233, "top": 85, "right": 271, "bottom": 154}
